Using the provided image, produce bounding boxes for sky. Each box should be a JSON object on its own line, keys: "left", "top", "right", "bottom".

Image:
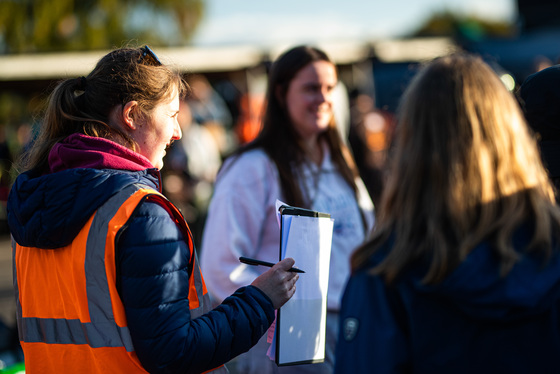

{"left": 190, "top": 0, "right": 517, "bottom": 46}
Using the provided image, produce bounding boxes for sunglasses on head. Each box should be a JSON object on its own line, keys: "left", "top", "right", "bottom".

{"left": 138, "top": 45, "right": 162, "bottom": 66}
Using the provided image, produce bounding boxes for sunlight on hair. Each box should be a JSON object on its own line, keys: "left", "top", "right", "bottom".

{"left": 353, "top": 53, "right": 560, "bottom": 285}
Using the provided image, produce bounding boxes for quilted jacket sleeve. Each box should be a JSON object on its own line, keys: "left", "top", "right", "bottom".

{"left": 116, "top": 199, "right": 275, "bottom": 374}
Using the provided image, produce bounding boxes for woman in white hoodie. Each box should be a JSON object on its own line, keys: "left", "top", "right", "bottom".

{"left": 200, "top": 45, "right": 374, "bottom": 374}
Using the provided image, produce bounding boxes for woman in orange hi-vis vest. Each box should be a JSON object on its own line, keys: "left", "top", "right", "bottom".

{"left": 7, "top": 45, "right": 299, "bottom": 374}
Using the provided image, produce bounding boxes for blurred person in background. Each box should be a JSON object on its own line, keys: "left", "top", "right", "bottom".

{"left": 335, "top": 53, "right": 560, "bottom": 373}
{"left": 347, "top": 91, "right": 393, "bottom": 208}
{"left": 7, "top": 45, "right": 299, "bottom": 374}
{"left": 186, "top": 74, "right": 237, "bottom": 158}
{"left": 163, "top": 99, "right": 222, "bottom": 247}
{"left": 519, "top": 64, "right": 560, "bottom": 198}
{"left": 235, "top": 91, "right": 265, "bottom": 145}
{"left": 200, "top": 45, "right": 375, "bottom": 374}
{"left": 0, "top": 126, "right": 13, "bottom": 234}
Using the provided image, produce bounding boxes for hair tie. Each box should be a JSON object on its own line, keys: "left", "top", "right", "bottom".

{"left": 80, "top": 76, "right": 87, "bottom": 90}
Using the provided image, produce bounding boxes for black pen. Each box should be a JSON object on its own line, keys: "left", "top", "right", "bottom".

{"left": 239, "top": 256, "right": 305, "bottom": 273}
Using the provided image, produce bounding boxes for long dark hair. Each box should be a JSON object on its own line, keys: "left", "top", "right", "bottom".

{"left": 234, "top": 45, "right": 359, "bottom": 207}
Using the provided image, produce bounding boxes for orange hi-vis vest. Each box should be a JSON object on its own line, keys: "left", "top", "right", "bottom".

{"left": 13, "top": 184, "right": 225, "bottom": 373}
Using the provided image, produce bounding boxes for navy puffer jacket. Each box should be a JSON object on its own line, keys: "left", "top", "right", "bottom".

{"left": 335, "top": 229, "right": 560, "bottom": 373}
{"left": 8, "top": 164, "right": 274, "bottom": 373}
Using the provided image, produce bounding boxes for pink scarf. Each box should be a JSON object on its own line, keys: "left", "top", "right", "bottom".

{"left": 49, "top": 133, "right": 154, "bottom": 173}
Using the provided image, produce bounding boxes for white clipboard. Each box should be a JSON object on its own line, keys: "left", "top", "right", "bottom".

{"left": 269, "top": 200, "right": 334, "bottom": 366}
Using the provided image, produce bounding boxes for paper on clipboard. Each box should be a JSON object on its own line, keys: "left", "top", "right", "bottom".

{"left": 267, "top": 200, "right": 334, "bottom": 366}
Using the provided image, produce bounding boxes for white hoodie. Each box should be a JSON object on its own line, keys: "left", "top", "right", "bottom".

{"left": 200, "top": 146, "right": 374, "bottom": 311}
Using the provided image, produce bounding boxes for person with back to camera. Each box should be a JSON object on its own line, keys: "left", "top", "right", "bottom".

{"left": 334, "top": 53, "right": 560, "bottom": 373}
{"left": 519, "top": 65, "right": 560, "bottom": 198}
{"left": 7, "top": 45, "right": 300, "bottom": 374}
{"left": 200, "top": 45, "right": 375, "bottom": 374}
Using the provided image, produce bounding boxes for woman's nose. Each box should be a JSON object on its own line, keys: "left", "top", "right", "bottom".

{"left": 173, "top": 121, "right": 182, "bottom": 140}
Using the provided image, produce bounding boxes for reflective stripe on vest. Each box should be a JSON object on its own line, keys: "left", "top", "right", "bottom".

{"left": 13, "top": 184, "right": 220, "bottom": 373}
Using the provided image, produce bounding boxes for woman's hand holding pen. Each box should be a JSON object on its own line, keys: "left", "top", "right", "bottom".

{"left": 251, "top": 258, "right": 299, "bottom": 309}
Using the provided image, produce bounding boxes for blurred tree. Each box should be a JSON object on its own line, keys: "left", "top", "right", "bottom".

{"left": 0, "top": 0, "right": 205, "bottom": 54}
{"left": 410, "top": 11, "right": 515, "bottom": 41}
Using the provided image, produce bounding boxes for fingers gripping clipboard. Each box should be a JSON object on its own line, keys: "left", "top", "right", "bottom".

{"left": 269, "top": 200, "right": 334, "bottom": 366}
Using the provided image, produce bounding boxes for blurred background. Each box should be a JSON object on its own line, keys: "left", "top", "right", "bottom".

{"left": 1, "top": 0, "right": 560, "bottom": 370}
{"left": 2, "top": 0, "right": 557, "bottom": 241}
{"left": 2, "top": 0, "right": 560, "bottom": 245}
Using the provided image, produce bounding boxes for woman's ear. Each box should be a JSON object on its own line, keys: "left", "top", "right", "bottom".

{"left": 122, "top": 101, "right": 139, "bottom": 130}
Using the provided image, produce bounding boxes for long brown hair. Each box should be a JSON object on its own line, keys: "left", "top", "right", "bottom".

{"left": 352, "top": 53, "right": 560, "bottom": 284}
{"left": 235, "top": 45, "right": 359, "bottom": 207}
{"left": 21, "top": 46, "right": 187, "bottom": 175}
